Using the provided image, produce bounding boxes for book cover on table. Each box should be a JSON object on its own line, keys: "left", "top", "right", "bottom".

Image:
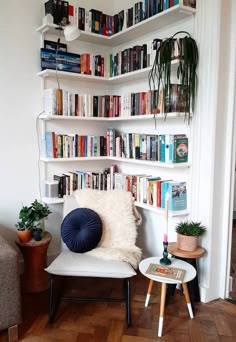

{"left": 146, "top": 263, "right": 186, "bottom": 282}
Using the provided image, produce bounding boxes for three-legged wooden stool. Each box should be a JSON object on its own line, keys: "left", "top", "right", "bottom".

{"left": 139, "top": 256, "right": 196, "bottom": 337}
{"left": 167, "top": 242, "right": 205, "bottom": 309}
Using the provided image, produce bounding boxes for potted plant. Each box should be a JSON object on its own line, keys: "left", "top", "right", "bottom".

{"left": 148, "top": 31, "right": 198, "bottom": 123}
{"left": 175, "top": 220, "right": 206, "bottom": 251}
{"left": 16, "top": 199, "right": 51, "bottom": 243}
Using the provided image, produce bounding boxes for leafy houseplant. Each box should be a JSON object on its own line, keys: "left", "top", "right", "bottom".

{"left": 16, "top": 199, "right": 51, "bottom": 242}
{"left": 148, "top": 31, "right": 199, "bottom": 124}
{"left": 175, "top": 221, "right": 206, "bottom": 252}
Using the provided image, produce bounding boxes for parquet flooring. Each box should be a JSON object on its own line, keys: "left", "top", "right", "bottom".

{"left": 229, "top": 224, "right": 236, "bottom": 299}
{"left": 1, "top": 272, "right": 236, "bottom": 342}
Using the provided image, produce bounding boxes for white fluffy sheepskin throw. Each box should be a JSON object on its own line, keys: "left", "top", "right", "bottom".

{"left": 73, "top": 189, "right": 142, "bottom": 269}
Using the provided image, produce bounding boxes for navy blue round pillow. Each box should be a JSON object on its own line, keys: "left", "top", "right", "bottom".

{"left": 61, "top": 208, "right": 102, "bottom": 253}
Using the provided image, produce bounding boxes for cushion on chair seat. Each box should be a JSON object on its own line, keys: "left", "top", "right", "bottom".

{"left": 45, "top": 251, "right": 137, "bottom": 278}
{"left": 61, "top": 208, "right": 102, "bottom": 253}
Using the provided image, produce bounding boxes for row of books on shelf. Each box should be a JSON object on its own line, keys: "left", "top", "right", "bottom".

{"left": 44, "top": 89, "right": 121, "bottom": 117}
{"left": 45, "top": 130, "right": 188, "bottom": 163}
{"left": 43, "top": 85, "right": 185, "bottom": 117}
{"left": 109, "top": 44, "right": 149, "bottom": 77}
{"left": 126, "top": 1, "right": 196, "bottom": 29}
{"left": 44, "top": 1, "right": 196, "bottom": 37}
{"left": 50, "top": 166, "right": 187, "bottom": 211}
{"left": 41, "top": 48, "right": 105, "bottom": 76}
{"left": 45, "top": 0, "right": 124, "bottom": 35}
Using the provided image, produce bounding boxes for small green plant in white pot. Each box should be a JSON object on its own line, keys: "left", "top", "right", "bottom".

{"left": 175, "top": 221, "right": 206, "bottom": 252}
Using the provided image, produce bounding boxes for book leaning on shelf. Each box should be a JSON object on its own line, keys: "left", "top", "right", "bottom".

{"left": 146, "top": 263, "right": 186, "bottom": 283}
{"left": 161, "top": 181, "right": 187, "bottom": 211}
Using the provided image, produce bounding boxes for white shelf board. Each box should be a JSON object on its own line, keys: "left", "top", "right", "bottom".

{"left": 40, "top": 156, "right": 108, "bottom": 162}
{"left": 37, "top": 5, "right": 195, "bottom": 47}
{"left": 42, "top": 196, "right": 189, "bottom": 216}
{"left": 110, "top": 157, "right": 190, "bottom": 168}
{"left": 134, "top": 202, "right": 189, "bottom": 217}
{"left": 109, "top": 5, "right": 196, "bottom": 46}
{"left": 40, "top": 114, "right": 154, "bottom": 121}
{"left": 40, "top": 113, "right": 187, "bottom": 121}
{"left": 42, "top": 197, "right": 64, "bottom": 204}
{"left": 37, "top": 69, "right": 110, "bottom": 83}
{"left": 37, "top": 67, "right": 152, "bottom": 84}
{"left": 109, "top": 67, "right": 151, "bottom": 84}
{"left": 40, "top": 156, "right": 190, "bottom": 168}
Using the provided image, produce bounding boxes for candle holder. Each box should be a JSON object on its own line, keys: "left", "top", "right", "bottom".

{"left": 160, "top": 241, "right": 171, "bottom": 266}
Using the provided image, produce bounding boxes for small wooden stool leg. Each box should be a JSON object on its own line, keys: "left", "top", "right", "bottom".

{"left": 145, "top": 279, "right": 154, "bottom": 307}
{"left": 182, "top": 282, "right": 194, "bottom": 318}
{"left": 158, "top": 282, "right": 167, "bottom": 337}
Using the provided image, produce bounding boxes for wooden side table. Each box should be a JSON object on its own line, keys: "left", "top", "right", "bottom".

{"left": 167, "top": 242, "right": 205, "bottom": 308}
{"left": 16, "top": 231, "right": 52, "bottom": 293}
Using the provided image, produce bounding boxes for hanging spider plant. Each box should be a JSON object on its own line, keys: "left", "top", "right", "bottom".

{"left": 148, "top": 31, "right": 198, "bottom": 124}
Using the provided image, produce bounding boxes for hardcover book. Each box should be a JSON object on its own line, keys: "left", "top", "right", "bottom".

{"left": 161, "top": 181, "right": 187, "bottom": 211}
{"left": 173, "top": 136, "right": 188, "bottom": 163}
{"left": 145, "top": 263, "right": 186, "bottom": 282}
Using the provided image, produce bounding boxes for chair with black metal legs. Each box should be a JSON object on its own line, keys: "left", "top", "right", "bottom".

{"left": 45, "top": 189, "right": 142, "bottom": 327}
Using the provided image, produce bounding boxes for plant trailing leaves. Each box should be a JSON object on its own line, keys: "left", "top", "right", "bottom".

{"left": 148, "top": 31, "right": 198, "bottom": 124}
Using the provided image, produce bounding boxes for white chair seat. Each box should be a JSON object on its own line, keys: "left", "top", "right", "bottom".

{"left": 46, "top": 251, "right": 137, "bottom": 278}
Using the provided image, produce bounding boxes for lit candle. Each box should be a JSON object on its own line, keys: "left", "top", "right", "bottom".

{"left": 164, "top": 192, "right": 169, "bottom": 242}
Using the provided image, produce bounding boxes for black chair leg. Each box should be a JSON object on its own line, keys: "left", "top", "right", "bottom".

{"left": 49, "top": 275, "right": 55, "bottom": 323}
{"left": 49, "top": 275, "right": 62, "bottom": 323}
{"left": 124, "top": 278, "right": 131, "bottom": 327}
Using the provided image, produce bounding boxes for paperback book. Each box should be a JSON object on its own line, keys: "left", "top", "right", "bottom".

{"left": 145, "top": 263, "right": 186, "bottom": 282}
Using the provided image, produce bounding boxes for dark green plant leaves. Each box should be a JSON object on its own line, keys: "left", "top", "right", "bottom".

{"left": 148, "top": 32, "right": 198, "bottom": 123}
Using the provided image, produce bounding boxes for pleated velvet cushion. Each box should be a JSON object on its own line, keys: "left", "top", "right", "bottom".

{"left": 61, "top": 208, "right": 103, "bottom": 253}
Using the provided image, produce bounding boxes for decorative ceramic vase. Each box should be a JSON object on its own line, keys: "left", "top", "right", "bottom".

{"left": 177, "top": 233, "right": 198, "bottom": 252}
{"left": 32, "top": 229, "right": 43, "bottom": 241}
{"left": 17, "top": 229, "right": 32, "bottom": 244}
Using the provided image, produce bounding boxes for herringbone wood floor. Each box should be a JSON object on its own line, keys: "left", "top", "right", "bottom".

{"left": 1, "top": 272, "right": 236, "bottom": 342}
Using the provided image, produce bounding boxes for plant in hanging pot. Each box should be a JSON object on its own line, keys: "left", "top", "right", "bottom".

{"left": 148, "top": 31, "right": 199, "bottom": 123}
{"left": 175, "top": 220, "right": 206, "bottom": 252}
{"left": 15, "top": 200, "right": 51, "bottom": 243}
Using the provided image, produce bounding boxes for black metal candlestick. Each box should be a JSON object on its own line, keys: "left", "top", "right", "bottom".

{"left": 160, "top": 241, "right": 171, "bottom": 265}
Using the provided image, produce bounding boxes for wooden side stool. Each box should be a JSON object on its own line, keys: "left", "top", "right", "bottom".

{"left": 16, "top": 231, "right": 52, "bottom": 293}
{"left": 167, "top": 242, "right": 205, "bottom": 308}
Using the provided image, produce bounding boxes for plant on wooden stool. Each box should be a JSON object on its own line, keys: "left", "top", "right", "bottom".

{"left": 175, "top": 221, "right": 206, "bottom": 252}
{"left": 15, "top": 199, "right": 51, "bottom": 242}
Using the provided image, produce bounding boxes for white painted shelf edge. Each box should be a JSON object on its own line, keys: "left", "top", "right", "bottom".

{"left": 40, "top": 156, "right": 190, "bottom": 168}
{"left": 42, "top": 196, "right": 189, "bottom": 217}
{"left": 39, "top": 113, "right": 187, "bottom": 121}
{"left": 37, "top": 59, "right": 180, "bottom": 83}
{"left": 37, "top": 5, "right": 195, "bottom": 46}
{"left": 37, "top": 66, "right": 152, "bottom": 83}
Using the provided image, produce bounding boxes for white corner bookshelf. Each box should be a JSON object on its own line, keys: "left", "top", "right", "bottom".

{"left": 40, "top": 156, "right": 190, "bottom": 169}
{"left": 42, "top": 196, "right": 189, "bottom": 217}
{"left": 37, "top": 66, "right": 152, "bottom": 84}
{"left": 38, "top": 59, "right": 180, "bottom": 83}
{"left": 38, "top": 3, "right": 194, "bottom": 217}
{"left": 40, "top": 112, "right": 187, "bottom": 121}
{"left": 37, "top": 4, "right": 195, "bottom": 46}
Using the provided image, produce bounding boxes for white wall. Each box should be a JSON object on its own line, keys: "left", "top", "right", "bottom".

{"left": 0, "top": 0, "right": 43, "bottom": 244}
{"left": 0, "top": 0, "right": 234, "bottom": 302}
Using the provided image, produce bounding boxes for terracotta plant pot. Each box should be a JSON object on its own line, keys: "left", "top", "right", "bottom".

{"left": 17, "top": 229, "right": 32, "bottom": 244}
{"left": 177, "top": 233, "right": 198, "bottom": 251}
